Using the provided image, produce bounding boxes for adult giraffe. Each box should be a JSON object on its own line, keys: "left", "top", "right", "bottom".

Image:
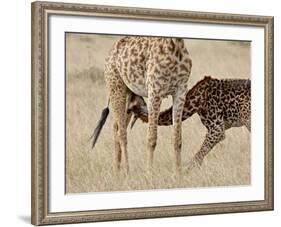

{"left": 91, "top": 36, "right": 192, "bottom": 175}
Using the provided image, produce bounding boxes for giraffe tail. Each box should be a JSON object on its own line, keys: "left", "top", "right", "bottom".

{"left": 90, "top": 100, "right": 110, "bottom": 149}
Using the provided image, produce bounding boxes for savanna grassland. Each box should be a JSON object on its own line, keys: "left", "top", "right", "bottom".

{"left": 66, "top": 34, "right": 251, "bottom": 193}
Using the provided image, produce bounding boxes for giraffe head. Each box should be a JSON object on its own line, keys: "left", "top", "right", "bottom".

{"left": 127, "top": 94, "right": 148, "bottom": 128}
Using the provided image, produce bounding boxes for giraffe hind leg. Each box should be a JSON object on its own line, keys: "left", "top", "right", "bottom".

{"left": 240, "top": 102, "right": 251, "bottom": 132}
{"left": 107, "top": 79, "right": 130, "bottom": 174}
{"left": 186, "top": 123, "right": 225, "bottom": 172}
{"left": 147, "top": 95, "right": 162, "bottom": 172}
{"left": 114, "top": 112, "right": 132, "bottom": 173}
{"left": 172, "top": 89, "right": 188, "bottom": 176}
{"left": 241, "top": 117, "right": 251, "bottom": 132}
{"left": 113, "top": 123, "right": 122, "bottom": 171}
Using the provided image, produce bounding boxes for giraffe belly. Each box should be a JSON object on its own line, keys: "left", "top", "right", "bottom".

{"left": 124, "top": 81, "right": 148, "bottom": 97}
{"left": 120, "top": 70, "right": 148, "bottom": 97}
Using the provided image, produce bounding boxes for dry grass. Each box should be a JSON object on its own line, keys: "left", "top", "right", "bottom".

{"left": 66, "top": 33, "right": 251, "bottom": 193}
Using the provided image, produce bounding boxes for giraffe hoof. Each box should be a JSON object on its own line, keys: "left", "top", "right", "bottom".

{"left": 185, "top": 159, "right": 202, "bottom": 173}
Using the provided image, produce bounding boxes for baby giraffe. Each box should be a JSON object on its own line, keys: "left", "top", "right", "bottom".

{"left": 128, "top": 76, "right": 251, "bottom": 171}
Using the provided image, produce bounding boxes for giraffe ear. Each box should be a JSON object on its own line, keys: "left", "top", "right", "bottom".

{"left": 130, "top": 115, "right": 138, "bottom": 129}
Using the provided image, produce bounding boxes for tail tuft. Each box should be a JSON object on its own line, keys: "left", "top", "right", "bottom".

{"left": 90, "top": 107, "right": 110, "bottom": 149}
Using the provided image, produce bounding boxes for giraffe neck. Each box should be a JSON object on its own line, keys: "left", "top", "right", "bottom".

{"left": 132, "top": 76, "right": 211, "bottom": 126}
{"left": 158, "top": 89, "right": 201, "bottom": 126}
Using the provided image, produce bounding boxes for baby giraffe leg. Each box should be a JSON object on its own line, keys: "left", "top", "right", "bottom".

{"left": 186, "top": 123, "right": 225, "bottom": 172}
{"left": 242, "top": 119, "right": 251, "bottom": 132}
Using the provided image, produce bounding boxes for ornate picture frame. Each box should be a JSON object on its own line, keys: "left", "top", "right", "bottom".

{"left": 31, "top": 1, "right": 274, "bottom": 225}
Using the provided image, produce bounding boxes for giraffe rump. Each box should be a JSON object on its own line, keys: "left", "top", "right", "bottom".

{"left": 90, "top": 106, "right": 110, "bottom": 149}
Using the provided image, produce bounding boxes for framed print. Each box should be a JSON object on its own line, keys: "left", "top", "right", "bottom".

{"left": 31, "top": 1, "right": 274, "bottom": 225}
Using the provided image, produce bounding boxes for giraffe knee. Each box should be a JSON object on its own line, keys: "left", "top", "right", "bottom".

{"left": 174, "top": 140, "right": 182, "bottom": 151}
{"left": 212, "top": 129, "right": 225, "bottom": 142}
{"left": 173, "top": 131, "right": 182, "bottom": 151}
{"left": 118, "top": 131, "right": 127, "bottom": 146}
{"left": 148, "top": 125, "right": 157, "bottom": 149}
{"left": 178, "top": 142, "right": 182, "bottom": 151}
{"left": 113, "top": 123, "right": 118, "bottom": 132}
{"left": 148, "top": 138, "right": 157, "bottom": 150}
{"left": 148, "top": 129, "right": 157, "bottom": 148}
{"left": 194, "top": 153, "right": 204, "bottom": 165}
{"left": 116, "top": 153, "right": 121, "bottom": 170}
